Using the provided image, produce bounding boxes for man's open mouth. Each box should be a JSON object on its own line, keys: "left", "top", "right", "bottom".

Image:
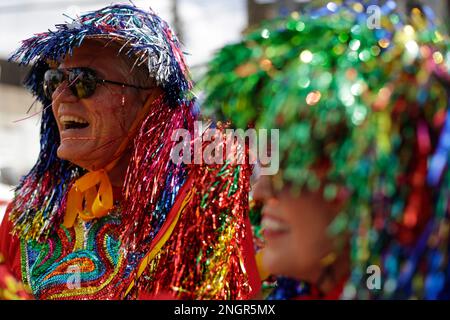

{"left": 59, "top": 115, "right": 90, "bottom": 130}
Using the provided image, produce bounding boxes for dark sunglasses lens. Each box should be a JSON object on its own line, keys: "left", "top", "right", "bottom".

{"left": 43, "top": 69, "right": 64, "bottom": 99}
{"left": 68, "top": 68, "right": 97, "bottom": 99}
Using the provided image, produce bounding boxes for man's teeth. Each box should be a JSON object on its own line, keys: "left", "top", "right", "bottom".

{"left": 60, "top": 115, "right": 89, "bottom": 124}
{"left": 261, "top": 217, "right": 289, "bottom": 232}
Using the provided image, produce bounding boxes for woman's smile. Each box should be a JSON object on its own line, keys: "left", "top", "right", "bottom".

{"left": 261, "top": 212, "right": 290, "bottom": 240}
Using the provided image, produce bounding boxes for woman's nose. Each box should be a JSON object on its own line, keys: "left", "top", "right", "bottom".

{"left": 252, "top": 175, "right": 275, "bottom": 203}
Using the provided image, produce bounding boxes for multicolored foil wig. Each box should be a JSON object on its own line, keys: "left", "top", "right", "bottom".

{"left": 201, "top": 1, "right": 450, "bottom": 299}
{"left": 6, "top": 4, "right": 254, "bottom": 299}
{"left": 9, "top": 3, "right": 194, "bottom": 242}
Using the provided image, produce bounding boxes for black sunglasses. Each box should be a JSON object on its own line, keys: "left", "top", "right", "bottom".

{"left": 43, "top": 67, "right": 151, "bottom": 99}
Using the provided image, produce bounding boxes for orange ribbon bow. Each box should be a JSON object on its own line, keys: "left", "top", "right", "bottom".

{"left": 63, "top": 170, "right": 113, "bottom": 228}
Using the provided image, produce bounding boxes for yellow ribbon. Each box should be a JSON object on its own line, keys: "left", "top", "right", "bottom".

{"left": 63, "top": 170, "right": 113, "bottom": 228}
{"left": 255, "top": 249, "right": 271, "bottom": 281}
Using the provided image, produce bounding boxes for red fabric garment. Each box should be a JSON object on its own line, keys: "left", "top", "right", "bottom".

{"left": 0, "top": 263, "right": 32, "bottom": 300}
{"left": 242, "top": 213, "right": 262, "bottom": 299}
{"left": 0, "top": 205, "right": 22, "bottom": 282}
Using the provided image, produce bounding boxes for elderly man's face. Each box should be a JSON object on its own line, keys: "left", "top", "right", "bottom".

{"left": 51, "top": 40, "right": 154, "bottom": 171}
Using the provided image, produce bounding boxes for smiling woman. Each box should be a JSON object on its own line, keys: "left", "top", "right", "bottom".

{"left": 0, "top": 3, "right": 260, "bottom": 300}
{"left": 201, "top": 2, "right": 450, "bottom": 300}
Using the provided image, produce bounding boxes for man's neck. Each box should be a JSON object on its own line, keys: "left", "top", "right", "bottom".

{"left": 107, "top": 150, "right": 132, "bottom": 188}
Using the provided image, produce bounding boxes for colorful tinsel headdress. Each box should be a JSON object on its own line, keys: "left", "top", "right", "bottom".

{"left": 11, "top": 3, "right": 193, "bottom": 106}
{"left": 8, "top": 3, "right": 196, "bottom": 245}
{"left": 201, "top": 1, "right": 450, "bottom": 299}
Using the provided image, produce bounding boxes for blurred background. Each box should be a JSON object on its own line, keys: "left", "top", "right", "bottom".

{"left": 0, "top": 0, "right": 449, "bottom": 220}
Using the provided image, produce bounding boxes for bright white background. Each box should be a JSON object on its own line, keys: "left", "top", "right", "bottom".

{"left": 0, "top": 0, "right": 247, "bottom": 66}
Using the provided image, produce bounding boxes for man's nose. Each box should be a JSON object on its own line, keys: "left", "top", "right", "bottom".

{"left": 52, "top": 80, "right": 78, "bottom": 103}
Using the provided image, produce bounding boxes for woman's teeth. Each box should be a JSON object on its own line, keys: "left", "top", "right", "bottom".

{"left": 261, "top": 216, "right": 289, "bottom": 233}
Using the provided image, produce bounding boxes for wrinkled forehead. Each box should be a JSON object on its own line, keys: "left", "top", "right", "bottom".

{"left": 58, "top": 39, "right": 132, "bottom": 80}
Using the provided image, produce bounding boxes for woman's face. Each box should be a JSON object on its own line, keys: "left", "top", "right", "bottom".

{"left": 51, "top": 40, "right": 154, "bottom": 171}
{"left": 253, "top": 175, "right": 342, "bottom": 283}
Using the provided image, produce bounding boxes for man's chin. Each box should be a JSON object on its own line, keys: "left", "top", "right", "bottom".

{"left": 57, "top": 145, "right": 118, "bottom": 171}
{"left": 57, "top": 146, "right": 91, "bottom": 169}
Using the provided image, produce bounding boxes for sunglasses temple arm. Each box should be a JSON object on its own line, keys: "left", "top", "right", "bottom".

{"left": 100, "top": 79, "right": 152, "bottom": 90}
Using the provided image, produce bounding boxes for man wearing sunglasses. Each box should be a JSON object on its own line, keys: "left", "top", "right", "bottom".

{"left": 45, "top": 43, "right": 159, "bottom": 180}
{"left": 0, "top": 4, "right": 260, "bottom": 300}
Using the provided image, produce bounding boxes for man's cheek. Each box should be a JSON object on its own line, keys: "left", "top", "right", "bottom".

{"left": 110, "top": 110, "right": 132, "bottom": 134}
